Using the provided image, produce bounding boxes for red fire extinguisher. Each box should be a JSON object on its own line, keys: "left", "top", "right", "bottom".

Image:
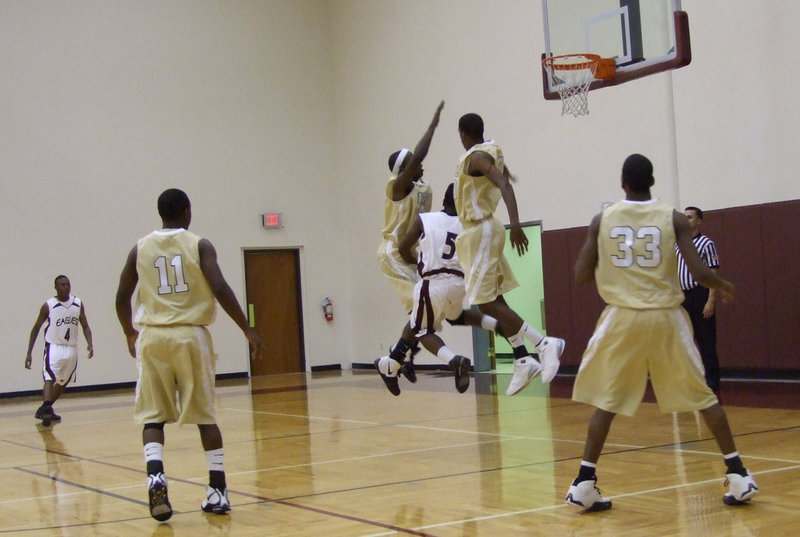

{"left": 321, "top": 297, "right": 333, "bottom": 321}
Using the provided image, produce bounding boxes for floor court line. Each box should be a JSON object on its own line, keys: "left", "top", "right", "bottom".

{"left": 215, "top": 406, "right": 798, "bottom": 482}
{"left": 8, "top": 457, "right": 439, "bottom": 537}
{"left": 221, "top": 406, "right": 381, "bottom": 426}
{"left": 674, "top": 448, "right": 800, "bottom": 466}
{"left": 14, "top": 466, "right": 150, "bottom": 507}
{"left": 0, "top": 488, "right": 91, "bottom": 506}
{"left": 398, "top": 423, "right": 641, "bottom": 448}
{"left": 0, "top": 517, "right": 150, "bottom": 535}
{"left": 10, "top": 431, "right": 795, "bottom": 512}
{"left": 4, "top": 430, "right": 455, "bottom": 536}
{"left": 11, "top": 461, "right": 798, "bottom": 536}
{"left": 362, "top": 463, "right": 800, "bottom": 536}
{"left": 220, "top": 405, "right": 644, "bottom": 450}
{"left": 216, "top": 423, "right": 644, "bottom": 481}
{"left": 211, "top": 437, "right": 508, "bottom": 478}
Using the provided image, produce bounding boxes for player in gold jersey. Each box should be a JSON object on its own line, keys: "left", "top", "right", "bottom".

{"left": 377, "top": 101, "right": 443, "bottom": 381}
{"left": 454, "top": 113, "right": 565, "bottom": 396}
{"left": 565, "top": 154, "right": 758, "bottom": 511}
{"left": 115, "top": 188, "right": 263, "bottom": 521}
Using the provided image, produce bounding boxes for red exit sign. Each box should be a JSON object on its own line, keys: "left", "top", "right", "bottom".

{"left": 262, "top": 213, "right": 283, "bottom": 229}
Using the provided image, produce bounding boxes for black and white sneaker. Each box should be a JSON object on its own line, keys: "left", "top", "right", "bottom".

{"left": 449, "top": 356, "right": 471, "bottom": 393}
{"left": 201, "top": 486, "right": 231, "bottom": 514}
{"left": 565, "top": 476, "right": 612, "bottom": 512}
{"left": 375, "top": 357, "right": 402, "bottom": 396}
{"left": 723, "top": 470, "right": 759, "bottom": 505}
{"left": 147, "top": 472, "right": 173, "bottom": 521}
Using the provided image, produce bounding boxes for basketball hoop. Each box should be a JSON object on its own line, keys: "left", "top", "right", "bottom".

{"left": 542, "top": 54, "right": 614, "bottom": 117}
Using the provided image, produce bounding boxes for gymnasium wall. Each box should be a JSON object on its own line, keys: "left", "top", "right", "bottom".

{"left": 542, "top": 199, "right": 800, "bottom": 375}
{"left": 1, "top": 1, "right": 350, "bottom": 395}
{"left": 1, "top": 1, "right": 798, "bottom": 396}
{"left": 332, "top": 1, "right": 800, "bottom": 369}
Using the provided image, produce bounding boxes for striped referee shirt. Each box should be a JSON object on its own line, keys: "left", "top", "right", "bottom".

{"left": 675, "top": 233, "right": 720, "bottom": 291}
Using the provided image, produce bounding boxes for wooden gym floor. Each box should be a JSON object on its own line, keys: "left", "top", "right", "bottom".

{"left": 1, "top": 370, "right": 798, "bottom": 536}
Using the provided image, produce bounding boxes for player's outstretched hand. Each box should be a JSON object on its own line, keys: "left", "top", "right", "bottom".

{"left": 24, "top": 355, "right": 32, "bottom": 370}
{"left": 509, "top": 225, "right": 529, "bottom": 256}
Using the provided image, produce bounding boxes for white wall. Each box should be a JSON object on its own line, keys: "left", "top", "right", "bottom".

{"left": 2, "top": 1, "right": 798, "bottom": 393}
{"left": 1, "top": 1, "right": 351, "bottom": 394}
{"left": 673, "top": 2, "right": 800, "bottom": 208}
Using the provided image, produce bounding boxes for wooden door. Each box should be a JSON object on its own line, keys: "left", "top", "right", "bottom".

{"left": 244, "top": 249, "right": 305, "bottom": 375}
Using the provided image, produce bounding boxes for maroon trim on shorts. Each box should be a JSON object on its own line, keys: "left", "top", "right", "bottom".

{"left": 42, "top": 343, "right": 78, "bottom": 385}
{"left": 420, "top": 268, "right": 463, "bottom": 278}
{"left": 411, "top": 280, "right": 437, "bottom": 336}
{"left": 42, "top": 343, "right": 55, "bottom": 382}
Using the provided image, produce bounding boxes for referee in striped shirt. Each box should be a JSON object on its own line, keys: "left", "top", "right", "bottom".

{"left": 676, "top": 206, "right": 721, "bottom": 396}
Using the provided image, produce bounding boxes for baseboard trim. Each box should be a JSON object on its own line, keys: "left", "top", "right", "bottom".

{"left": 0, "top": 371, "right": 250, "bottom": 399}
{"left": 310, "top": 364, "right": 342, "bottom": 372}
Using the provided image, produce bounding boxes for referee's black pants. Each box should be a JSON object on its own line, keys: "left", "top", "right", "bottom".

{"left": 682, "top": 286, "right": 720, "bottom": 395}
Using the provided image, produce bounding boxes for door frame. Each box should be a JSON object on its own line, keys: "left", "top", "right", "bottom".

{"left": 471, "top": 220, "right": 545, "bottom": 371}
{"left": 242, "top": 247, "right": 307, "bottom": 374}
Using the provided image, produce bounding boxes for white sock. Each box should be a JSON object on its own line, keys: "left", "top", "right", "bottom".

{"left": 480, "top": 315, "right": 498, "bottom": 332}
{"left": 436, "top": 346, "right": 456, "bottom": 364}
{"left": 206, "top": 448, "right": 225, "bottom": 473}
{"left": 508, "top": 332, "right": 525, "bottom": 350}
{"left": 581, "top": 460, "right": 597, "bottom": 469}
{"left": 521, "top": 322, "right": 545, "bottom": 347}
{"left": 144, "top": 442, "right": 163, "bottom": 464}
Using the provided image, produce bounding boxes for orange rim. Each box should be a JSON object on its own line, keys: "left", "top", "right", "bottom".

{"left": 542, "top": 53, "right": 601, "bottom": 71}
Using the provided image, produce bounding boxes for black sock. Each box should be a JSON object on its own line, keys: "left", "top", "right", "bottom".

{"left": 43, "top": 401, "right": 53, "bottom": 407}
{"left": 146, "top": 460, "right": 165, "bottom": 476}
{"left": 390, "top": 339, "right": 410, "bottom": 362}
{"left": 725, "top": 455, "right": 746, "bottom": 476}
{"left": 576, "top": 464, "right": 596, "bottom": 483}
{"left": 512, "top": 345, "right": 529, "bottom": 359}
{"left": 209, "top": 470, "right": 226, "bottom": 490}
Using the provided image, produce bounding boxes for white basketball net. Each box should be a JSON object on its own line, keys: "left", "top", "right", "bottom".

{"left": 544, "top": 55, "right": 599, "bottom": 117}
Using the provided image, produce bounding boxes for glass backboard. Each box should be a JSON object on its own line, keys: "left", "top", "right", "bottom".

{"left": 542, "top": 0, "right": 690, "bottom": 99}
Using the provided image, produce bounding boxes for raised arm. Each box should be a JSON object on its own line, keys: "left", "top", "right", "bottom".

{"left": 398, "top": 215, "right": 424, "bottom": 265}
{"left": 574, "top": 213, "right": 602, "bottom": 285}
{"left": 468, "top": 151, "right": 528, "bottom": 256}
{"left": 198, "top": 239, "right": 264, "bottom": 360}
{"left": 24, "top": 303, "right": 49, "bottom": 369}
{"left": 391, "top": 100, "right": 445, "bottom": 201}
{"left": 674, "top": 210, "right": 734, "bottom": 301}
{"left": 115, "top": 245, "right": 140, "bottom": 358}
